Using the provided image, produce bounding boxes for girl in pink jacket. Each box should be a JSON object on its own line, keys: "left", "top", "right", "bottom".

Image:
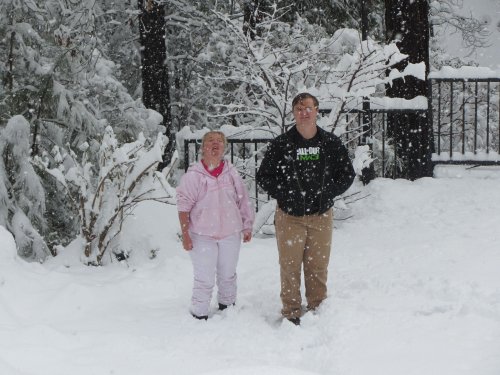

{"left": 176, "top": 131, "right": 254, "bottom": 320}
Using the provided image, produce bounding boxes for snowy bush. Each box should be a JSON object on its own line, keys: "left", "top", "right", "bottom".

{"left": 34, "top": 128, "right": 173, "bottom": 265}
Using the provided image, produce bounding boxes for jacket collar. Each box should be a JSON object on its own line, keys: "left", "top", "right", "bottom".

{"left": 191, "top": 159, "right": 230, "bottom": 178}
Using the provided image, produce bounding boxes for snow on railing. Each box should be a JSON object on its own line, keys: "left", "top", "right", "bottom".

{"left": 432, "top": 151, "right": 500, "bottom": 163}
{"left": 429, "top": 66, "right": 500, "bottom": 80}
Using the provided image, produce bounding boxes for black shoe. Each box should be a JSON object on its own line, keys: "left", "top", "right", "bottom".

{"left": 287, "top": 317, "right": 301, "bottom": 326}
{"left": 192, "top": 314, "right": 208, "bottom": 321}
{"left": 218, "top": 303, "right": 235, "bottom": 311}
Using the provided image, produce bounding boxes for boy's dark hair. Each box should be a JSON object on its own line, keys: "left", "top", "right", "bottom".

{"left": 292, "top": 93, "right": 319, "bottom": 108}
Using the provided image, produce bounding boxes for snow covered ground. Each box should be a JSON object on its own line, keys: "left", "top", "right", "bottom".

{"left": 1, "top": 167, "right": 500, "bottom": 375}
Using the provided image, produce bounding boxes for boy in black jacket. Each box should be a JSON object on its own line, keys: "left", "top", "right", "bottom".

{"left": 256, "top": 92, "right": 355, "bottom": 325}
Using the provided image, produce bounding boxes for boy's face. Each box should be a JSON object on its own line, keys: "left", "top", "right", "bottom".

{"left": 293, "top": 98, "right": 318, "bottom": 129}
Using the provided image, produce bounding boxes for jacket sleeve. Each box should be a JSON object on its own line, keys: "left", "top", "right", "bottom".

{"left": 331, "top": 137, "right": 356, "bottom": 197}
{"left": 176, "top": 171, "right": 200, "bottom": 213}
{"left": 230, "top": 167, "right": 255, "bottom": 232}
{"left": 256, "top": 139, "right": 285, "bottom": 201}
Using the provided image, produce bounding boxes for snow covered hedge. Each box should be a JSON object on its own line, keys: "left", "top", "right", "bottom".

{"left": 33, "top": 127, "right": 174, "bottom": 265}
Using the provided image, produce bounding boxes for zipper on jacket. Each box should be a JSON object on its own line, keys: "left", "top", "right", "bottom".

{"left": 284, "top": 139, "right": 307, "bottom": 216}
{"left": 317, "top": 136, "right": 326, "bottom": 215}
{"left": 289, "top": 155, "right": 307, "bottom": 216}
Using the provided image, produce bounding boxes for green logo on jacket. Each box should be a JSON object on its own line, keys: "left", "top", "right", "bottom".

{"left": 296, "top": 147, "right": 320, "bottom": 161}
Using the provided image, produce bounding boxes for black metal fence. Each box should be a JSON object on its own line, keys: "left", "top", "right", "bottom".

{"left": 429, "top": 77, "right": 500, "bottom": 165}
{"left": 183, "top": 77, "right": 500, "bottom": 206}
{"left": 333, "top": 108, "right": 430, "bottom": 178}
{"left": 183, "top": 108, "right": 427, "bottom": 211}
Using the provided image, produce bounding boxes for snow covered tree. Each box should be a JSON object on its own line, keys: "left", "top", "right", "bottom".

{"left": 242, "top": 0, "right": 276, "bottom": 39}
{"left": 0, "top": 0, "right": 166, "bottom": 260}
{"left": 138, "top": 0, "right": 176, "bottom": 169}
{"left": 157, "top": 1, "right": 400, "bottom": 150}
{"left": 162, "top": 1, "right": 226, "bottom": 131}
{"left": 385, "top": 0, "right": 433, "bottom": 179}
{"left": 0, "top": 0, "right": 164, "bottom": 147}
{"left": 383, "top": 0, "right": 492, "bottom": 179}
{"left": 275, "top": 0, "right": 385, "bottom": 38}
{"left": 0, "top": 116, "right": 49, "bottom": 260}
{"left": 198, "top": 8, "right": 413, "bottom": 138}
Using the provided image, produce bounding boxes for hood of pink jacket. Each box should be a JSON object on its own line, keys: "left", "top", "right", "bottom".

{"left": 176, "top": 161, "right": 254, "bottom": 239}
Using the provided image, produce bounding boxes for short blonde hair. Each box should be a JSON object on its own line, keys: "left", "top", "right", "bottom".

{"left": 201, "top": 131, "right": 227, "bottom": 148}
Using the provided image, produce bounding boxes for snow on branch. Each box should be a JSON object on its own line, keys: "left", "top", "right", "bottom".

{"left": 197, "top": 10, "right": 416, "bottom": 138}
{"left": 314, "top": 37, "right": 414, "bottom": 132}
{"left": 34, "top": 128, "right": 173, "bottom": 265}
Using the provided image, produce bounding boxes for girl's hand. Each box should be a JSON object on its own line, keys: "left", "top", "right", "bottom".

{"left": 182, "top": 233, "right": 193, "bottom": 250}
{"left": 242, "top": 231, "right": 252, "bottom": 243}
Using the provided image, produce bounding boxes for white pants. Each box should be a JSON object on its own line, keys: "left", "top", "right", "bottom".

{"left": 189, "top": 232, "right": 241, "bottom": 317}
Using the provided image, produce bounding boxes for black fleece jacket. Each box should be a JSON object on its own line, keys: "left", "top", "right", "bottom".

{"left": 256, "top": 125, "right": 355, "bottom": 216}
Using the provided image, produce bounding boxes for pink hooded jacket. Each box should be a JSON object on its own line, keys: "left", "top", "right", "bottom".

{"left": 176, "top": 161, "right": 255, "bottom": 239}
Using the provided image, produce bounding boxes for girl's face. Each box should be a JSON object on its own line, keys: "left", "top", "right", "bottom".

{"left": 202, "top": 133, "right": 225, "bottom": 160}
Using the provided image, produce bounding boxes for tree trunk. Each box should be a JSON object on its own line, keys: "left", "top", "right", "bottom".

{"left": 361, "top": 0, "right": 369, "bottom": 40}
{"left": 138, "top": 0, "right": 175, "bottom": 169}
{"left": 242, "top": 0, "right": 268, "bottom": 39}
{"left": 359, "top": 0, "right": 377, "bottom": 184}
{"left": 385, "top": 0, "right": 433, "bottom": 180}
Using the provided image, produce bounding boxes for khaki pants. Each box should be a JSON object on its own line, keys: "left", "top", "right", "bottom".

{"left": 275, "top": 207, "right": 333, "bottom": 319}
